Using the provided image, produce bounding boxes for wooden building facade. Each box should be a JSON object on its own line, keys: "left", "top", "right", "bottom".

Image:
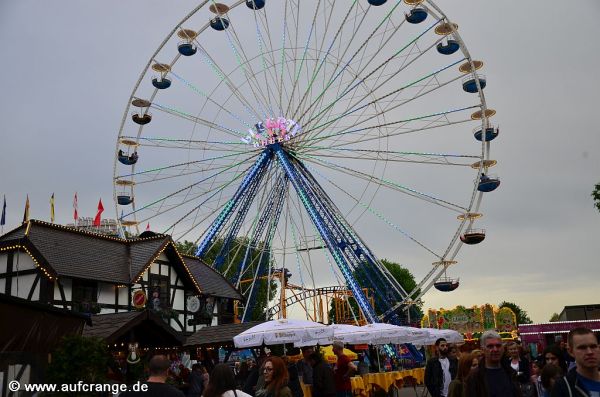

{"left": 0, "top": 220, "right": 242, "bottom": 335}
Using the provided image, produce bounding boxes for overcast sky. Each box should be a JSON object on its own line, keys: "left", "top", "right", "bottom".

{"left": 1, "top": 0, "right": 599, "bottom": 324}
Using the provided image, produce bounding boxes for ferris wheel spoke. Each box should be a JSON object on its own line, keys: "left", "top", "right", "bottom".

{"left": 290, "top": 0, "right": 358, "bottom": 122}
{"left": 150, "top": 102, "right": 246, "bottom": 138}
{"left": 116, "top": 152, "right": 249, "bottom": 179}
{"left": 300, "top": 105, "right": 478, "bottom": 151}
{"left": 303, "top": 24, "right": 442, "bottom": 136}
{"left": 160, "top": 164, "right": 258, "bottom": 238}
{"left": 297, "top": 1, "right": 433, "bottom": 129}
{"left": 121, "top": 153, "right": 258, "bottom": 219}
{"left": 192, "top": 41, "right": 264, "bottom": 123}
{"left": 303, "top": 161, "right": 443, "bottom": 259}
{"left": 302, "top": 57, "right": 465, "bottom": 143}
{"left": 122, "top": 136, "right": 248, "bottom": 152}
{"left": 297, "top": 5, "right": 413, "bottom": 126}
{"left": 218, "top": 20, "right": 274, "bottom": 119}
{"left": 319, "top": 65, "right": 467, "bottom": 147}
{"left": 297, "top": 153, "right": 467, "bottom": 213}
{"left": 297, "top": 147, "right": 480, "bottom": 166}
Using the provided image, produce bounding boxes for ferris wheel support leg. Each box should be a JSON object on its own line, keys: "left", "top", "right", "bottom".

{"left": 273, "top": 144, "right": 377, "bottom": 323}
{"left": 195, "top": 148, "right": 273, "bottom": 258}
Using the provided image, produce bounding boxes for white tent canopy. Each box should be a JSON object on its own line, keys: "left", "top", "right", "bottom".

{"left": 419, "top": 328, "right": 464, "bottom": 345}
{"left": 233, "top": 319, "right": 333, "bottom": 348}
{"left": 233, "top": 321, "right": 463, "bottom": 348}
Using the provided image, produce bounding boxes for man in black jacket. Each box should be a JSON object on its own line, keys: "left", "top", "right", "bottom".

{"left": 551, "top": 327, "right": 600, "bottom": 397}
{"left": 425, "top": 338, "right": 458, "bottom": 397}
{"left": 465, "top": 330, "right": 521, "bottom": 397}
{"left": 308, "top": 351, "right": 336, "bottom": 397}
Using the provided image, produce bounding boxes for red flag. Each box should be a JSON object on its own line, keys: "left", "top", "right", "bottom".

{"left": 73, "top": 192, "right": 79, "bottom": 222}
{"left": 93, "top": 199, "right": 104, "bottom": 226}
{"left": 146, "top": 222, "right": 150, "bottom": 231}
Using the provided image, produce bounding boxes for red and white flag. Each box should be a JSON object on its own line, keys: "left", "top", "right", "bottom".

{"left": 73, "top": 192, "right": 79, "bottom": 224}
{"left": 93, "top": 199, "right": 104, "bottom": 226}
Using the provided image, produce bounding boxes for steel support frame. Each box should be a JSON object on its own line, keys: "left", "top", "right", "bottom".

{"left": 195, "top": 148, "right": 273, "bottom": 258}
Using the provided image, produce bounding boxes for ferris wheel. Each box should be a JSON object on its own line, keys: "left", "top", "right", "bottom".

{"left": 113, "top": 0, "right": 499, "bottom": 324}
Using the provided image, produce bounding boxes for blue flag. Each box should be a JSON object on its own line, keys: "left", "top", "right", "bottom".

{"left": 1, "top": 195, "right": 6, "bottom": 226}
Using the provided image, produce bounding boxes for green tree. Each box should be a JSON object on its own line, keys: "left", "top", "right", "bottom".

{"left": 549, "top": 312, "right": 560, "bottom": 322}
{"left": 175, "top": 238, "right": 277, "bottom": 321}
{"left": 46, "top": 335, "right": 110, "bottom": 395}
{"left": 593, "top": 183, "right": 600, "bottom": 212}
{"left": 175, "top": 240, "right": 197, "bottom": 255}
{"left": 499, "top": 301, "right": 533, "bottom": 325}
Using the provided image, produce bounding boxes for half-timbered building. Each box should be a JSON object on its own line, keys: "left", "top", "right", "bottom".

{"left": 0, "top": 220, "right": 242, "bottom": 335}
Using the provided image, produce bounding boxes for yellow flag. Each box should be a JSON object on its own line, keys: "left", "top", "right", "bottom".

{"left": 50, "top": 193, "right": 55, "bottom": 223}
{"left": 22, "top": 195, "right": 30, "bottom": 224}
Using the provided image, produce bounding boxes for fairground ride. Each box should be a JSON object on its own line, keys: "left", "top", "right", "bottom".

{"left": 113, "top": 0, "right": 500, "bottom": 330}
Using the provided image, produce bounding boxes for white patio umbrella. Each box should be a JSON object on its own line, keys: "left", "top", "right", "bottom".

{"left": 359, "top": 323, "right": 414, "bottom": 344}
{"left": 293, "top": 324, "right": 364, "bottom": 347}
{"left": 233, "top": 319, "right": 333, "bottom": 348}
{"left": 420, "top": 328, "right": 464, "bottom": 345}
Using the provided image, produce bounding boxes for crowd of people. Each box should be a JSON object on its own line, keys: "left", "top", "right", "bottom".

{"left": 114, "top": 327, "right": 598, "bottom": 397}
{"left": 424, "top": 327, "right": 600, "bottom": 397}
{"left": 119, "top": 340, "right": 363, "bottom": 397}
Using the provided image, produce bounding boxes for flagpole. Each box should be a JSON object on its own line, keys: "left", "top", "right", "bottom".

{"left": 1, "top": 195, "right": 5, "bottom": 234}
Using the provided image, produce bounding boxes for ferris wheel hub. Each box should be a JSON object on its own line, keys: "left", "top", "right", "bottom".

{"left": 241, "top": 117, "right": 302, "bottom": 148}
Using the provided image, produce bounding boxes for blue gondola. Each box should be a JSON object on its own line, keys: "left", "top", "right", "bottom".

{"left": 474, "top": 127, "right": 499, "bottom": 142}
{"left": 460, "top": 229, "right": 486, "bottom": 245}
{"left": 437, "top": 39, "right": 460, "bottom": 55}
{"left": 132, "top": 113, "right": 152, "bottom": 125}
{"left": 434, "top": 279, "right": 459, "bottom": 292}
{"left": 210, "top": 17, "right": 230, "bottom": 31}
{"left": 405, "top": 8, "right": 427, "bottom": 24}
{"left": 462, "top": 76, "right": 487, "bottom": 93}
{"left": 367, "top": 0, "right": 387, "bottom": 5}
{"left": 117, "top": 195, "right": 133, "bottom": 205}
{"left": 152, "top": 77, "right": 172, "bottom": 89}
{"left": 118, "top": 150, "right": 138, "bottom": 165}
{"left": 246, "top": 0, "right": 265, "bottom": 9}
{"left": 478, "top": 174, "right": 500, "bottom": 192}
{"left": 178, "top": 42, "right": 197, "bottom": 56}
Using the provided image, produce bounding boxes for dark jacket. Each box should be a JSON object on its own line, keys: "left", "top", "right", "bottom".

{"left": 425, "top": 356, "right": 458, "bottom": 397}
{"left": 287, "top": 363, "right": 303, "bottom": 397}
{"left": 311, "top": 361, "right": 336, "bottom": 397}
{"left": 465, "top": 361, "right": 521, "bottom": 397}
{"left": 551, "top": 368, "right": 593, "bottom": 397}
{"left": 503, "top": 356, "right": 532, "bottom": 384}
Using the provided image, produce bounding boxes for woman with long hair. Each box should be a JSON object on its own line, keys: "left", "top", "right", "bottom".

{"left": 448, "top": 352, "right": 479, "bottom": 397}
{"left": 202, "top": 363, "right": 252, "bottom": 397}
{"left": 256, "top": 357, "right": 292, "bottom": 397}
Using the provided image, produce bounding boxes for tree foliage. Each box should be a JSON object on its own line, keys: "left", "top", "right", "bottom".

{"left": 175, "top": 238, "right": 277, "bottom": 321}
{"left": 499, "top": 301, "right": 533, "bottom": 325}
{"left": 549, "top": 312, "right": 560, "bottom": 322}
{"left": 46, "top": 335, "right": 110, "bottom": 395}
{"left": 593, "top": 182, "right": 600, "bottom": 212}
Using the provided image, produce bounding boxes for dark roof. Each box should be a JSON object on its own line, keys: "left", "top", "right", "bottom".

{"left": 25, "top": 222, "right": 133, "bottom": 283}
{"left": 0, "top": 220, "right": 243, "bottom": 299}
{"left": 185, "top": 321, "right": 263, "bottom": 347}
{"left": 83, "top": 310, "right": 183, "bottom": 344}
{"left": 128, "top": 238, "right": 170, "bottom": 279}
{"left": 183, "top": 255, "right": 243, "bottom": 300}
{"left": 0, "top": 224, "right": 27, "bottom": 241}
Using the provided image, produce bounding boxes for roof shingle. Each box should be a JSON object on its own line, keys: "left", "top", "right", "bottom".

{"left": 183, "top": 255, "right": 242, "bottom": 300}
